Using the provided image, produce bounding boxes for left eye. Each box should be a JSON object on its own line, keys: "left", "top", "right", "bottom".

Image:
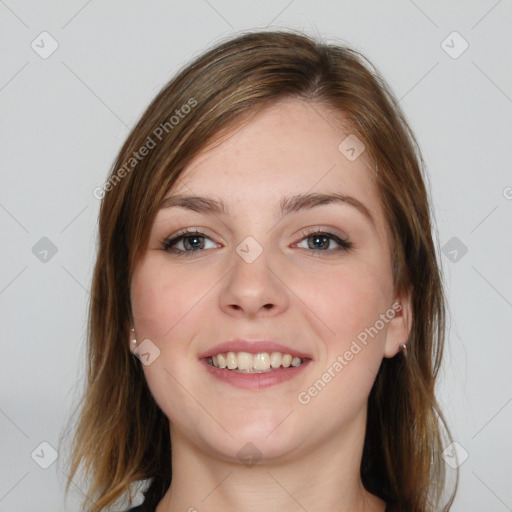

{"left": 295, "top": 232, "right": 352, "bottom": 252}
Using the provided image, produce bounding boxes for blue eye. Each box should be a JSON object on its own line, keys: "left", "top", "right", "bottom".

{"left": 162, "top": 230, "right": 218, "bottom": 254}
{"left": 295, "top": 232, "right": 352, "bottom": 252}
{"left": 161, "top": 229, "right": 352, "bottom": 256}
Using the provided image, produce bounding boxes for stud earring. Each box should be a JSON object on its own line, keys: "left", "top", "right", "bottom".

{"left": 399, "top": 342, "right": 408, "bottom": 354}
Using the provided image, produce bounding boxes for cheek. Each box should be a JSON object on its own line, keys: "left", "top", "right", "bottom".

{"left": 295, "top": 263, "right": 392, "bottom": 420}
{"left": 130, "top": 258, "right": 214, "bottom": 427}
{"left": 130, "top": 256, "right": 210, "bottom": 340}
{"left": 303, "top": 255, "right": 394, "bottom": 345}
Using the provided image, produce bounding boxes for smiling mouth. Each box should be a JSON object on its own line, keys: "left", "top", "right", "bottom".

{"left": 207, "top": 351, "right": 309, "bottom": 373}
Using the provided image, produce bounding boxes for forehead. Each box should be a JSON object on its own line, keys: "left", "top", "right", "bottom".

{"left": 167, "top": 98, "right": 384, "bottom": 227}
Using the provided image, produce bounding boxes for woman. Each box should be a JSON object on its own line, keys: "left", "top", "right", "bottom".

{"left": 66, "top": 30, "right": 457, "bottom": 511}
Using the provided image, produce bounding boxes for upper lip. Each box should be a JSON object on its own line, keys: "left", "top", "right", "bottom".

{"left": 198, "top": 339, "right": 312, "bottom": 360}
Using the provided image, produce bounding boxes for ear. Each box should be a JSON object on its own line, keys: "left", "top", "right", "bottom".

{"left": 383, "top": 291, "right": 413, "bottom": 358}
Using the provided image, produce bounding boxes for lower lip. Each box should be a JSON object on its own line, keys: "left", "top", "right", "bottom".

{"left": 200, "top": 358, "right": 311, "bottom": 389}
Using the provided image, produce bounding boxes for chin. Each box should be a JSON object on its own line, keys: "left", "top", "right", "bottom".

{"left": 196, "top": 414, "right": 306, "bottom": 465}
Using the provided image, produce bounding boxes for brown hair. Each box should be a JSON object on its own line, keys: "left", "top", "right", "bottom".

{"left": 65, "top": 29, "right": 457, "bottom": 511}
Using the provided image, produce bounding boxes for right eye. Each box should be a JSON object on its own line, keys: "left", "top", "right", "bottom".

{"left": 161, "top": 229, "right": 220, "bottom": 255}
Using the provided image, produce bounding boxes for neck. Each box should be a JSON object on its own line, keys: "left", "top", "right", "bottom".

{"left": 155, "top": 409, "right": 386, "bottom": 512}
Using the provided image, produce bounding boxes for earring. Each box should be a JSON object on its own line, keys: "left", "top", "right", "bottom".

{"left": 399, "top": 343, "right": 408, "bottom": 354}
{"left": 130, "top": 327, "right": 137, "bottom": 344}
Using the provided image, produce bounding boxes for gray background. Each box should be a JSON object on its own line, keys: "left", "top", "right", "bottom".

{"left": 1, "top": 1, "right": 511, "bottom": 511}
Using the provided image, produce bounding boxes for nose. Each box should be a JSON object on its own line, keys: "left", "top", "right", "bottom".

{"left": 219, "top": 244, "right": 290, "bottom": 319}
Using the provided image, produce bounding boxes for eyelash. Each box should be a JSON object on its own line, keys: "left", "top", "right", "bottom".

{"left": 161, "top": 228, "right": 219, "bottom": 254}
{"left": 295, "top": 228, "right": 353, "bottom": 254}
{"left": 161, "top": 228, "right": 353, "bottom": 256}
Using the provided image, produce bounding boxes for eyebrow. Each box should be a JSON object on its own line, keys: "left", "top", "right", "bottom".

{"left": 158, "top": 192, "right": 375, "bottom": 226}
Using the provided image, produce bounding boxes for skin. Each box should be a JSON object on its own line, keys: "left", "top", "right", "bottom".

{"left": 130, "top": 98, "right": 411, "bottom": 512}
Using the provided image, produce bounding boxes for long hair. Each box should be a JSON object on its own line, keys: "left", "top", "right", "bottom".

{"left": 64, "top": 29, "right": 457, "bottom": 511}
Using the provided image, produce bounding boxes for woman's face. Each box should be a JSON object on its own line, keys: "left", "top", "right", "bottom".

{"left": 130, "top": 98, "right": 409, "bottom": 463}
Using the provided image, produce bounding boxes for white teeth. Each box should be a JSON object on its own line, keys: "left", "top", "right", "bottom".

{"left": 269, "top": 352, "right": 282, "bottom": 368}
{"left": 253, "top": 352, "right": 270, "bottom": 371}
{"left": 226, "top": 352, "right": 237, "bottom": 369}
{"left": 237, "top": 352, "right": 253, "bottom": 370}
{"left": 208, "top": 351, "right": 306, "bottom": 372}
{"left": 281, "top": 354, "right": 292, "bottom": 368}
{"left": 217, "top": 353, "right": 227, "bottom": 368}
